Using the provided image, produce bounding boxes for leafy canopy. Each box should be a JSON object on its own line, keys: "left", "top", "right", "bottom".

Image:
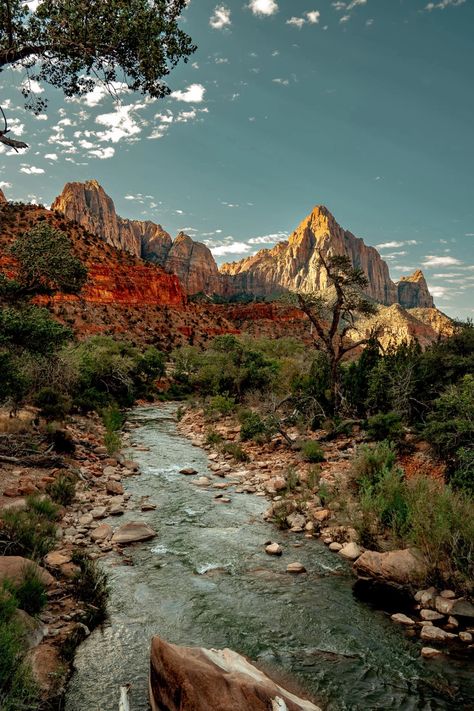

{"left": 0, "top": 0, "right": 195, "bottom": 112}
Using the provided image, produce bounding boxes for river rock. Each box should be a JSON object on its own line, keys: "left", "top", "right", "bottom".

{"left": 420, "top": 609, "right": 444, "bottom": 622}
{"left": 339, "top": 542, "right": 361, "bottom": 561}
{"left": 112, "top": 521, "right": 156, "bottom": 545}
{"left": 353, "top": 548, "right": 427, "bottom": 587}
{"left": 180, "top": 467, "right": 198, "bottom": 475}
{"left": 287, "top": 562, "right": 306, "bottom": 574}
{"left": 91, "top": 524, "right": 113, "bottom": 542}
{"left": 149, "top": 636, "right": 321, "bottom": 711}
{"left": 434, "top": 596, "right": 454, "bottom": 615}
{"left": 415, "top": 587, "right": 437, "bottom": 607}
{"left": 420, "top": 625, "right": 456, "bottom": 643}
{"left": 103, "top": 466, "right": 117, "bottom": 477}
{"left": 286, "top": 513, "right": 306, "bottom": 531}
{"left": 459, "top": 632, "right": 473, "bottom": 642}
{"left": 450, "top": 599, "right": 474, "bottom": 619}
{"left": 78, "top": 513, "right": 93, "bottom": 525}
{"left": 191, "top": 476, "right": 211, "bottom": 487}
{"left": 440, "top": 590, "right": 456, "bottom": 599}
{"left": 106, "top": 480, "right": 124, "bottom": 495}
{"left": 391, "top": 613, "right": 415, "bottom": 626}
{"left": 421, "top": 647, "right": 443, "bottom": 659}
{"left": 313, "top": 509, "right": 330, "bottom": 523}
{"left": 329, "top": 542, "right": 342, "bottom": 552}
{"left": 109, "top": 502, "right": 125, "bottom": 515}
{"left": 90, "top": 506, "right": 107, "bottom": 519}
{"left": 265, "top": 543, "right": 282, "bottom": 556}
{"left": 43, "top": 551, "right": 72, "bottom": 568}
{"left": 0, "top": 557, "right": 54, "bottom": 587}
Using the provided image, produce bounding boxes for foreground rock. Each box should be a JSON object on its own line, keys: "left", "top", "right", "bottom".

{"left": 149, "top": 637, "right": 321, "bottom": 711}
{"left": 111, "top": 521, "right": 156, "bottom": 545}
{"left": 0, "top": 556, "right": 55, "bottom": 587}
{"left": 353, "top": 548, "right": 427, "bottom": 587}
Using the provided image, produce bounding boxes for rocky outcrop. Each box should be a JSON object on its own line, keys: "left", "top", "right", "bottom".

{"left": 52, "top": 181, "right": 220, "bottom": 295}
{"left": 356, "top": 303, "right": 451, "bottom": 350}
{"left": 0, "top": 188, "right": 6, "bottom": 204}
{"left": 149, "top": 637, "right": 321, "bottom": 711}
{"left": 397, "top": 270, "right": 434, "bottom": 309}
{"left": 221, "top": 206, "right": 400, "bottom": 304}
{"left": 353, "top": 549, "right": 428, "bottom": 588}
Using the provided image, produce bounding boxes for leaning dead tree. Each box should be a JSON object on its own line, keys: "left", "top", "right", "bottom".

{"left": 0, "top": 105, "right": 28, "bottom": 150}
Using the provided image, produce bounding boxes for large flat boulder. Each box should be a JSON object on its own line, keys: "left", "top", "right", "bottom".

{"left": 353, "top": 548, "right": 427, "bottom": 587}
{"left": 0, "top": 556, "right": 54, "bottom": 587}
{"left": 112, "top": 521, "right": 156, "bottom": 545}
{"left": 149, "top": 636, "right": 321, "bottom": 711}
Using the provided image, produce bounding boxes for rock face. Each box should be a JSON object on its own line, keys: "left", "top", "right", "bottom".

{"left": 149, "top": 636, "right": 321, "bottom": 711}
{"left": 397, "top": 270, "right": 434, "bottom": 309}
{"left": 52, "top": 181, "right": 221, "bottom": 295}
{"left": 222, "top": 206, "right": 402, "bottom": 305}
{"left": 0, "top": 188, "right": 6, "bottom": 204}
{"left": 0, "top": 556, "right": 55, "bottom": 587}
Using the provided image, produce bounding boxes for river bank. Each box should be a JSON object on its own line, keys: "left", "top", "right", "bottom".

{"left": 65, "top": 403, "right": 474, "bottom": 710}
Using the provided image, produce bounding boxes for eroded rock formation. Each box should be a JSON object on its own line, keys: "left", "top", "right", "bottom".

{"left": 397, "top": 270, "right": 434, "bottom": 309}
{"left": 149, "top": 636, "right": 321, "bottom": 711}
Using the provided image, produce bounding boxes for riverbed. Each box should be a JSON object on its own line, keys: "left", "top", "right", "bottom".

{"left": 65, "top": 404, "right": 474, "bottom": 711}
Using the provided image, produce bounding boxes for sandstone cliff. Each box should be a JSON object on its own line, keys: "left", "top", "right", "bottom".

{"left": 397, "top": 270, "right": 434, "bottom": 309}
{"left": 165, "top": 232, "right": 224, "bottom": 295}
{"left": 0, "top": 188, "right": 6, "bottom": 204}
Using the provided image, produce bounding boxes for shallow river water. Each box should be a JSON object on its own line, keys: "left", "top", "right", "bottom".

{"left": 66, "top": 404, "right": 474, "bottom": 711}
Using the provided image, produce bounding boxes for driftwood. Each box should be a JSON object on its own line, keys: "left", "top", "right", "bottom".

{"left": 0, "top": 453, "right": 64, "bottom": 468}
{"left": 119, "top": 684, "right": 131, "bottom": 711}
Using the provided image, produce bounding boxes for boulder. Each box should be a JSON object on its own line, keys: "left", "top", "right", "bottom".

{"left": 329, "top": 542, "right": 342, "bottom": 552}
{"left": 353, "top": 548, "right": 427, "bottom": 587}
{"left": 339, "top": 542, "right": 361, "bottom": 561}
{"left": 391, "top": 613, "right": 415, "bottom": 626}
{"left": 112, "top": 521, "right": 156, "bottom": 545}
{"left": 265, "top": 543, "right": 283, "bottom": 556}
{"left": 180, "top": 467, "right": 198, "bottom": 475}
{"left": 421, "top": 647, "right": 443, "bottom": 659}
{"left": 106, "top": 480, "right": 124, "bottom": 495}
{"left": 420, "top": 625, "right": 456, "bottom": 643}
{"left": 149, "top": 637, "right": 321, "bottom": 711}
{"left": 191, "top": 476, "right": 211, "bottom": 487}
{"left": 286, "top": 513, "right": 306, "bottom": 531}
{"left": 91, "top": 523, "right": 113, "bottom": 542}
{"left": 43, "top": 551, "right": 72, "bottom": 569}
{"left": 0, "top": 556, "right": 54, "bottom": 587}
{"left": 420, "top": 609, "right": 444, "bottom": 622}
{"left": 450, "top": 599, "right": 474, "bottom": 619}
{"left": 287, "top": 562, "right": 306, "bottom": 574}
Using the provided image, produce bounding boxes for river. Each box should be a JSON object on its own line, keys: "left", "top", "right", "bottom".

{"left": 65, "top": 404, "right": 474, "bottom": 711}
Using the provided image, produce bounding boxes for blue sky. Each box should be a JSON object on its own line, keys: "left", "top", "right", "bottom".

{"left": 1, "top": 0, "right": 473, "bottom": 318}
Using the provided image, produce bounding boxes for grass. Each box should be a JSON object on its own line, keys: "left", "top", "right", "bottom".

{"left": 220, "top": 442, "right": 249, "bottom": 462}
{"left": 0, "top": 496, "right": 58, "bottom": 559}
{"left": 205, "top": 429, "right": 224, "bottom": 446}
{"left": 71, "top": 551, "right": 109, "bottom": 628}
{"left": 46, "top": 473, "right": 76, "bottom": 506}
{"left": 300, "top": 440, "right": 325, "bottom": 463}
{"left": 5, "top": 567, "right": 47, "bottom": 616}
{"left": 101, "top": 405, "right": 123, "bottom": 454}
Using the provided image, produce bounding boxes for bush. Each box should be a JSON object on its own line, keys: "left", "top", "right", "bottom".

{"left": 0, "top": 497, "right": 58, "bottom": 558}
{"left": 449, "top": 447, "right": 474, "bottom": 496}
{"left": 205, "top": 429, "right": 224, "bottom": 446}
{"left": 359, "top": 466, "right": 409, "bottom": 539}
{"left": 239, "top": 410, "right": 267, "bottom": 441}
{"left": 34, "top": 387, "right": 71, "bottom": 420}
{"left": 221, "top": 442, "right": 249, "bottom": 462}
{"left": 71, "top": 552, "right": 109, "bottom": 627}
{"left": 352, "top": 441, "right": 396, "bottom": 487}
{"left": 424, "top": 374, "right": 474, "bottom": 463}
{"left": 366, "top": 412, "right": 403, "bottom": 442}
{"left": 6, "top": 567, "right": 47, "bottom": 616}
{"left": 0, "top": 590, "right": 39, "bottom": 709}
{"left": 46, "top": 474, "right": 76, "bottom": 506}
{"left": 205, "top": 395, "right": 236, "bottom": 419}
{"left": 102, "top": 405, "right": 123, "bottom": 455}
{"left": 301, "top": 440, "right": 325, "bottom": 463}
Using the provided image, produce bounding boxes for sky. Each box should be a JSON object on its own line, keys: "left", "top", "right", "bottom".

{"left": 1, "top": 0, "right": 473, "bottom": 319}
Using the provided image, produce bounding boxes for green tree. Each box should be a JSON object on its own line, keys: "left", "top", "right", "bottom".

{"left": 0, "top": 0, "right": 195, "bottom": 148}
{"left": 2, "top": 222, "right": 87, "bottom": 299}
{"left": 293, "top": 252, "right": 378, "bottom": 410}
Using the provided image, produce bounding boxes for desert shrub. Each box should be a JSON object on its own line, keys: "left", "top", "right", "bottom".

{"left": 301, "top": 440, "right": 325, "bottom": 463}
{"left": 6, "top": 567, "right": 47, "bottom": 616}
{"left": 221, "top": 442, "right": 249, "bottom": 462}
{"left": 71, "top": 552, "right": 109, "bottom": 627}
{"left": 449, "top": 447, "right": 474, "bottom": 496}
{"left": 366, "top": 412, "right": 403, "bottom": 442}
{"left": 0, "top": 306, "right": 72, "bottom": 355}
{"left": 0, "top": 591, "right": 39, "bottom": 710}
{"left": 359, "top": 466, "right": 409, "bottom": 540}
{"left": 205, "top": 429, "right": 224, "bottom": 446}
{"left": 46, "top": 473, "right": 76, "bottom": 506}
{"left": 306, "top": 466, "right": 321, "bottom": 491}
{"left": 286, "top": 467, "right": 299, "bottom": 492}
{"left": 101, "top": 405, "right": 123, "bottom": 455}
{"left": 352, "top": 440, "right": 396, "bottom": 487}
{"left": 239, "top": 410, "right": 267, "bottom": 441}
{"left": 205, "top": 395, "right": 236, "bottom": 418}
{"left": 1, "top": 497, "right": 58, "bottom": 558}
{"left": 424, "top": 374, "right": 474, "bottom": 464}
{"left": 34, "top": 386, "right": 71, "bottom": 420}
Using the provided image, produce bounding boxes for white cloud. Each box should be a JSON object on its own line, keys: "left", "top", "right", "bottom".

{"left": 425, "top": 0, "right": 465, "bottom": 9}
{"left": 248, "top": 231, "right": 288, "bottom": 245}
{"left": 44, "top": 153, "right": 58, "bottom": 161}
{"left": 212, "top": 241, "right": 252, "bottom": 256}
{"left": 0, "top": 181, "right": 12, "bottom": 188}
{"left": 272, "top": 78, "right": 289, "bottom": 85}
{"left": 376, "top": 240, "right": 418, "bottom": 249}
{"left": 248, "top": 0, "right": 278, "bottom": 17}
{"left": 20, "top": 165, "right": 44, "bottom": 174}
{"left": 287, "top": 10, "right": 320, "bottom": 28}
{"left": 429, "top": 285, "right": 450, "bottom": 298}
{"left": 422, "top": 255, "right": 462, "bottom": 267}
{"left": 89, "top": 146, "right": 115, "bottom": 159}
{"left": 171, "top": 83, "right": 206, "bottom": 103}
{"left": 21, "top": 79, "right": 43, "bottom": 94}
{"left": 95, "top": 102, "right": 145, "bottom": 143}
{"left": 210, "top": 5, "right": 231, "bottom": 29}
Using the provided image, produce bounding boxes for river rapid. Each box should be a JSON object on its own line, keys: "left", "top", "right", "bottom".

{"left": 65, "top": 404, "right": 474, "bottom": 711}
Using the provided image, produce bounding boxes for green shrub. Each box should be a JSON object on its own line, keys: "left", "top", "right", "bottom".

{"left": 285, "top": 467, "right": 299, "bottom": 492}
{"left": 33, "top": 387, "right": 71, "bottom": 420}
{"left": 424, "top": 374, "right": 474, "bottom": 462}
{"left": 352, "top": 440, "right": 396, "bottom": 487}
{"left": 366, "top": 411, "right": 403, "bottom": 441}
{"left": 239, "top": 410, "right": 267, "bottom": 441}
{"left": 359, "top": 466, "right": 409, "bottom": 540}
{"left": 301, "top": 440, "right": 325, "bottom": 463}
{"left": 449, "top": 447, "right": 474, "bottom": 496}
{"left": 101, "top": 405, "right": 124, "bottom": 432}
{"left": 1, "top": 497, "right": 58, "bottom": 558}
{"left": 46, "top": 473, "right": 76, "bottom": 506}
{"left": 6, "top": 567, "right": 47, "bottom": 616}
{"left": 205, "top": 395, "right": 236, "bottom": 418}
{"left": 104, "top": 430, "right": 121, "bottom": 455}
{"left": 205, "top": 429, "right": 224, "bottom": 446}
{"left": 71, "top": 552, "right": 109, "bottom": 627}
{"left": 221, "top": 442, "right": 249, "bottom": 462}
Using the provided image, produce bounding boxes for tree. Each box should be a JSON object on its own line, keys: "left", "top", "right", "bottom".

{"left": 293, "top": 252, "right": 378, "bottom": 410}
{"left": 5, "top": 222, "right": 87, "bottom": 298}
{"left": 0, "top": 0, "right": 196, "bottom": 147}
